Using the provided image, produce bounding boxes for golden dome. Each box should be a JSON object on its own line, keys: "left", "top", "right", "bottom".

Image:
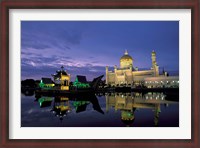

{"left": 120, "top": 50, "right": 133, "bottom": 61}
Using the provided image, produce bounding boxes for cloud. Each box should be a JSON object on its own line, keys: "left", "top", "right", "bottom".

{"left": 21, "top": 32, "right": 50, "bottom": 50}
{"left": 21, "top": 61, "right": 105, "bottom": 81}
{"left": 21, "top": 21, "right": 85, "bottom": 52}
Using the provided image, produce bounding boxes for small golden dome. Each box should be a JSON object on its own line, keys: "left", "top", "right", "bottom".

{"left": 120, "top": 50, "right": 133, "bottom": 61}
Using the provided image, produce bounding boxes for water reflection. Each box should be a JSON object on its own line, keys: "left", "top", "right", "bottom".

{"left": 22, "top": 90, "right": 179, "bottom": 127}
{"left": 105, "top": 92, "right": 177, "bottom": 126}
{"left": 38, "top": 97, "right": 53, "bottom": 107}
{"left": 34, "top": 93, "right": 105, "bottom": 122}
{"left": 51, "top": 97, "right": 71, "bottom": 121}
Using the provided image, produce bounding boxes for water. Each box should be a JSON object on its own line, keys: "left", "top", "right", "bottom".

{"left": 21, "top": 91, "right": 179, "bottom": 127}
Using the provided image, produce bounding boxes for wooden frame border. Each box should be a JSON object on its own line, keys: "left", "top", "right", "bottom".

{"left": 0, "top": 0, "right": 199, "bottom": 147}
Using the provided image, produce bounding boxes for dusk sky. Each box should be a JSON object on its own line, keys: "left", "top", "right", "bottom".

{"left": 21, "top": 21, "right": 179, "bottom": 81}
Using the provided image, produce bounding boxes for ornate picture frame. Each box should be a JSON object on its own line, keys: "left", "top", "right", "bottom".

{"left": 0, "top": 0, "right": 199, "bottom": 147}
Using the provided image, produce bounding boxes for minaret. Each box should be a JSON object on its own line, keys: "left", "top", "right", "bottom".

{"left": 151, "top": 50, "right": 157, "bottom": 68}
{"left": 106, "top": 66, "right": 109, "bottom": 84}
{"left": 151, "top": 50, "right": 159, "bottom": 76}
{"left": 114, "top": 65, "right": 117, "bottom": 85}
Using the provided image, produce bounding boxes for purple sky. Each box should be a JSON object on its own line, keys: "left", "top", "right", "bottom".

{"left": 21, "top": 21, "right": 179, "bottom": 81}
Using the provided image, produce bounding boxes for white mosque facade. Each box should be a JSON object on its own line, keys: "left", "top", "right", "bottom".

{"left": 105, "top": 50, "right": 179, "bottom": 88}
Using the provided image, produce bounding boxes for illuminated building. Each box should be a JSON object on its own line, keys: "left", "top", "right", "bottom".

{"left": 73, "top": 75, "right": 90, "bottom": 88}
{"left": 39, "top": 78, "right": 55, "bottom": 89}
{"left": 144, "top": 76, "right": 179, "bottom": 88}
{"left": 52, "top": 66, "right": 70, "bottom": 90}
{"left": 106, "top": 50, "right": 179, "bottom": 88}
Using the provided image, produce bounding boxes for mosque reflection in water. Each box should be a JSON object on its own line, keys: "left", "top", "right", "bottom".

{"left": 31, "top": 92, "right": 178, "bottom": 127}
{"left": 105, "top": 92, "right": 169, "bottom": 126}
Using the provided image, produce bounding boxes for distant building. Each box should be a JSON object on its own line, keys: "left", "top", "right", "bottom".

{"left": 73, "top": 75, "right": 90, "bottom": 88}
{"left": 52, "top": 66, "right": 70, "bottom": 90}
{"left": 144, "top": 76, "right": 179, "bottom": 88}
{"left": 39, "top": 78, "right": 55, "bottom": 89}
{"left": 106, "top": 50, "right": 179, "bottom": 88}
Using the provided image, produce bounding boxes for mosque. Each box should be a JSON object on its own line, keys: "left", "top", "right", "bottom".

{"left": 105, "top": 50, "right": 179, "bottom": 88}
